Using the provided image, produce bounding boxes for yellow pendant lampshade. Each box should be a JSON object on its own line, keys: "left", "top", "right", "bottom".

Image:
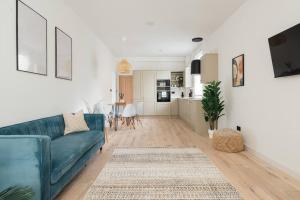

{"left": 117, "top": 59, "right": 132, "bottom": 74}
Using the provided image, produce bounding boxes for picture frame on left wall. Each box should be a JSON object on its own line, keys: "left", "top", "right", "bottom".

{"left": 55, "top": 27, "right": 72, "bottom": 81}
{"left": 16, "top": 0, "right": 47, "bottom": 75}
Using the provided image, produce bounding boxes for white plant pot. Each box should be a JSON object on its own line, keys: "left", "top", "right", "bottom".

{"left": 208, "top": 129, "right": 215, "bottom": 139}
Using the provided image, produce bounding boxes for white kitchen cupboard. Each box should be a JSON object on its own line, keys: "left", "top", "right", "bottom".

{"left": 142, "top": 71, "right": 156, "bottom": 115}
{"left": 185, "top": 67, "right": 192, "bottom": 88}
{"left": 183, "top": 99, "right": 190, "bottom": 121}
{"left": 144, "top": 101, "right": 156, "bottom": 115}
{"left": 133, "top": 71, "right": 144, "bottom": 115}
{"left": 201, "top": 53, "right": 218, "bottom": 83}
{"left": 155, "top": 103, "right": 170, "bottom": 115}
{"left": 156, "top": 71, "right": 171, "bottom": 80}
{"left": 135, "top": 101, "right": 144, "bottom": 115}
{"left": 133, "top": 71, "right": 142, "bottom": 100}
{"left": 170, "top": 99, "right": 178, "bottom": 116}
{"left": 178, "top": 99, "right": 184, "bottom": 119}
{"left": 133, "top": 70, "right": 175, "bottom": 116}
{"left": 178, "top": 99, "right": 185, "bottom": 118}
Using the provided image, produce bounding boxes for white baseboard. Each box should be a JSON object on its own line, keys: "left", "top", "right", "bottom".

{"left": 245, "top": 144, "right": 300, "bottom": 181}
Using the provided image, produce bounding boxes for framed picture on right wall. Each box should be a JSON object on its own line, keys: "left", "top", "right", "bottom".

{"left": 232, "top": 54, "right": 244, "bottom": 87}
{"left": 55, "top": 27, "right": 72, "bottom": 81}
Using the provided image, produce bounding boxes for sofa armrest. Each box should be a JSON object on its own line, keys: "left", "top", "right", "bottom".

{"left": 0, "top": 135, "right": 51, "bottom": 200}
{"left": 84, "top": 114, "right": 105, "bottom": 132}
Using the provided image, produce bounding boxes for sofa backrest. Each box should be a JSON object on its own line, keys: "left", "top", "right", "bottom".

{"left": 0, "top": 115, "right": 65, "bottom": 140}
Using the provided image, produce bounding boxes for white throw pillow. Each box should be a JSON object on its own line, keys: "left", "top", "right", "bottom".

{"left": 63, "top": 111, "right": 90, "bottom": 135}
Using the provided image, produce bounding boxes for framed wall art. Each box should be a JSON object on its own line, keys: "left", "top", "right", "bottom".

{"left": 55, "top": 27, "right": 72, "bottom": 80}
{"left": 16, "top": 0, "right": 47, "bottom": 75}
{"left": 232, "top": 54, "right": 244, "bottom": 87}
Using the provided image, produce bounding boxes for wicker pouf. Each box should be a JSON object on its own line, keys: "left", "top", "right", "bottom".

{"left": 213, "top": 128, "right": 244, "bottom": 153}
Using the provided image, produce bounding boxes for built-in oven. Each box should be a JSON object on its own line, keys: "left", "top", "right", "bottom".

{"left": 157, "top": 90, "right": 171, "bottom": 102}
{"left": 157, "top": 79, "right": 171, "bottom": 102}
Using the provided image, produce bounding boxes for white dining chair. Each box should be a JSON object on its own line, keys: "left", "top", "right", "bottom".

{"left": 121, "top": 104, "right": 139, "bottom": 129}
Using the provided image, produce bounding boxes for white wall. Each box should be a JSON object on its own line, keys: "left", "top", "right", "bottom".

{"left": 126, "top": 57, "right": 186, "bottom": 71}
{"left": 201, "top": 0, "right": 300, "bottom": 178}
{"left": 0, "top": 0, "right": 116, "bottom": 127}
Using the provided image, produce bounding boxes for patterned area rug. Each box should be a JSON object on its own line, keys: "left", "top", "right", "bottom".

{"left": 85, "top": 148, "right": 242, "bottom": 200}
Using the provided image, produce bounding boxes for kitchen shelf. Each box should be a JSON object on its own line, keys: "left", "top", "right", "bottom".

{"left": 171, "top": 71, "right": 184, "bottom": 87}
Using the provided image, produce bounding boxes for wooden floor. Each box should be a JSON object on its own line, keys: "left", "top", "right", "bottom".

{"left": 56, "top": 117, "right": 300, "bottom": 200}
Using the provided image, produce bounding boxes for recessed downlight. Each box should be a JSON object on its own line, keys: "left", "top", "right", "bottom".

{"left": 146, "top": 21, "right": 155, "bottom": 26}
{"left": 192, "top": 37, "right": 203, "bottom": 42}
{"left": 121, "top": 36, "right": 127, "bottom": 42}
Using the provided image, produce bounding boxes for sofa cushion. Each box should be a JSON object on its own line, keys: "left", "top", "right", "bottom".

{"left": 63, "top": 111, "right": 90, "bottom": 135}
{"left": 50, "top": 130, "right": 102, "bottom": 184}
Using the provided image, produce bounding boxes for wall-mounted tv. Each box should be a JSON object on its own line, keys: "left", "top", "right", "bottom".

{"left": 268, "top": 23, "right": 300, "bottom": 78}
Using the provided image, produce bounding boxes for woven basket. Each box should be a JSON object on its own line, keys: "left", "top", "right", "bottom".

{"left": 213, "top": 128, "right": 244, "bottom": 153}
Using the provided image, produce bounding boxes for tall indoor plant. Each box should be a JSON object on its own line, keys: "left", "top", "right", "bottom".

{"left": 201, "top": 81, "right": 225, "bottom": 138}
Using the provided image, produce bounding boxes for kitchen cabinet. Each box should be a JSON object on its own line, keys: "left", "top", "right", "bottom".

{"left": 144, "top": 101, "right": 156, "bottom": 115}
{"left": 183, "top": 99, "right": 190, "bottom": 120}
{"left": 133, "top": 71, "right": 142, "bottom": 100}
{"left": 178, "top": 98, "right": 208, "bottom": 136}
{"left": 156, "top": 71, "right": 171, "bottom": 80}
{"left": 170, "top": 99, "right": 178, "bottom": 116}
{"left": 133, "top": 71, "right": 144, "bottom": 115}
{"left": 178, "top": 98, "right": 186, "bottom": 119}
{"left": 135, "top": 101, "right": 144, "bottom": 115}
{"left": 155, "top": 103, "right": 170, "bottom": 115}
{"left": 189, "top": 100, "right": 207, "bottom": 134}
{"left": 142, "top": 71, "right": 156, "bottom": 115}
{"left": 133, "top": 70, "right": 175, "bottom": 116}
{"left": 171, "top": 71, "right": 184, "bottom": 87}
{"left": 201, "top": 53, "right": 218, "bottom": 83}
{"left": 178, "top": 99, "right": 183, "bottom": 118}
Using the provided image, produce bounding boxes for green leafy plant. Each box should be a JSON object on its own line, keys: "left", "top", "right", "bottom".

{"left": 0, "top": 186, "right": 34, "bottom": 200}
{"left": 201, "top": 81, "right": 225, "bottom": 130}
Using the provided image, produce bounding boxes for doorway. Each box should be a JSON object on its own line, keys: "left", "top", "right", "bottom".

{"left": 119, "top": 75, "right": 133, "bottom": 104}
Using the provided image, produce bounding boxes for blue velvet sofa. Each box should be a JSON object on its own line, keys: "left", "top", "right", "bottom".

{"left": 0, "top": 114, "right": 105, "bottom": 200}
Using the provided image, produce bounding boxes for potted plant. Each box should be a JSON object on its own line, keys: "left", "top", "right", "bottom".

{"left": 119, "top": 92, "right": 125, "bottom": 103}
{"left": 201, "top": 81, "right": 225, "bottom": 138}
{"left": 0, "top": 186, "right": 34, "bottom": 200}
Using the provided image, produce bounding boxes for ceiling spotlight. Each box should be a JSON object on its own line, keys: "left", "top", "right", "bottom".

{"left": 192, "top": 37, "right": 203, "bottom": 42}
{"left": 146, "top": 21, "right": 155, "bottom": 26}
{"left": 121, "top": 36, "right": 127, "bottom": 42}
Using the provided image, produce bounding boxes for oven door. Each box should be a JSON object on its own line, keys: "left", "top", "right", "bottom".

{"left": 157, "top": 91, "right": 170, "bottom": 102}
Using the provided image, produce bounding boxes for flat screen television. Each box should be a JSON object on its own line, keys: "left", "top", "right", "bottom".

{"left": 268, "top": 23, "right": 300, "bottom": 78}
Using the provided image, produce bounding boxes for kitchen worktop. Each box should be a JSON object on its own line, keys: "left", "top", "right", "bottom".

{"left": 177, "top": 97, "right": 202, "bottom": 101}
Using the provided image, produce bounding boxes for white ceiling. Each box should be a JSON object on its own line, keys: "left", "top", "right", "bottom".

{"left": 63, "top": 0, "right": 246, "bottom": 57}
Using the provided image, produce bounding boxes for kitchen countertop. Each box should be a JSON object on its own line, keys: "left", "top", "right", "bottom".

{"left": 172, "top": 97, "right": 202, "bottom": 101}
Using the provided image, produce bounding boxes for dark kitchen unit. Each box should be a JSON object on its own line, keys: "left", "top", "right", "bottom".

{"left": 191, "top": 60, "right": 201, "bottom": 74}
{"left": 157, "top": 79, "right": 171, "bottom": 102}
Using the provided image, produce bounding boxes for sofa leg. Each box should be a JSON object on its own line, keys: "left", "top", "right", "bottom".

{"left": 100, "top": 147, "right": 103, "bottom": 152}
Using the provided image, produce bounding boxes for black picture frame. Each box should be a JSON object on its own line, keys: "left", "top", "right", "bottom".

{"left": 55, "top": 27, "right": 72, "bottom": 81}
{"left": 232, "top": 54, "right": 245, "bottom": 87}
{"left": 16, "top": 0, "right": 48, "bottom": 76}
